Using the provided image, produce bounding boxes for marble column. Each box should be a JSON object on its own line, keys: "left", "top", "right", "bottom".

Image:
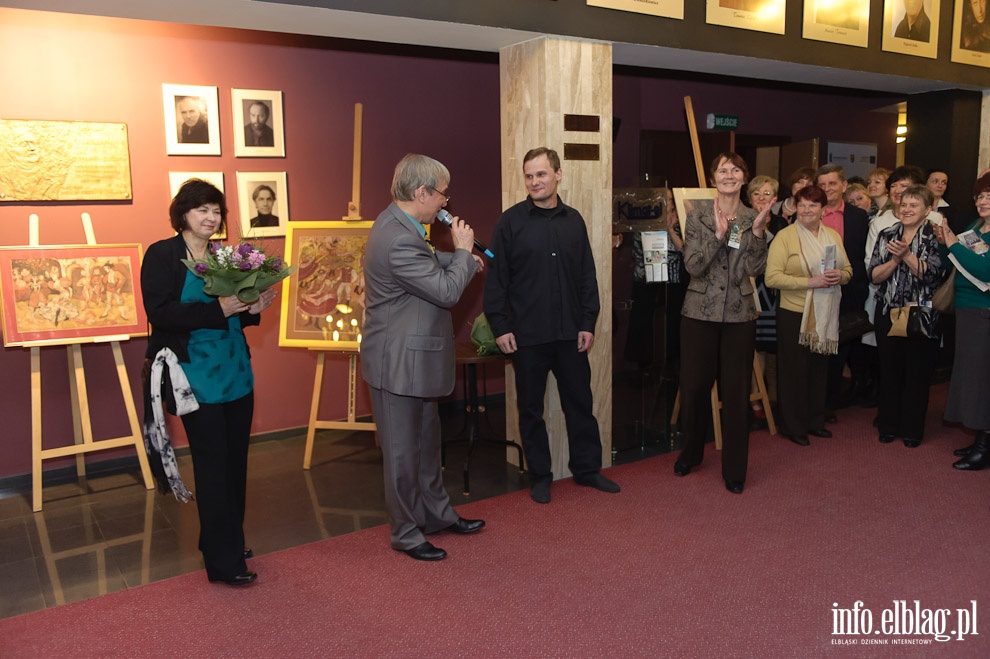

{"left": 499, "top": 36, "right": 613, "bottom": 479}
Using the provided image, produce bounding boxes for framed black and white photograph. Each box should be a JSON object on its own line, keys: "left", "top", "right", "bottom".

{"left": 168, "top": 171, "right": 226, "bottom": 240}
{"left": 706, "top": 0, "right": 786, "bottom": 35}
{"left": 951, "top": 0, "right": 990, "bottom": 67}
{"left": 802, "top": 0, "right": 871, "bottom": 48}
{"left": 236, "top": 171, "right": 288, "bottom": 239}
{"left": 232, "top": 88, "right": 285, "bottom": 157}
{"left": 161, "top": 83, "right": 220, "bottom": 156}
{"left": 882, "top": 0, "right": 939, "bottom": 58}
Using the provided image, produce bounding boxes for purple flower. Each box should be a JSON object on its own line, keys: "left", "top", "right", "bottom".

{"left": 270, "top": 257, "right": 283, "bottom": 271}
{"left": 246, "top": 251, "right": 266, "bottom": 268}
{"left": 239, "top": 261, "right": 253, "bottom": 271}
{"left": 194, "top": 262, "right": 209, "bottom": 274}
{"left": 209, "top": 242, "right": 221, "bottom": 254}
{"left": 237, "top": 243, "right": 254, "bottom": 257}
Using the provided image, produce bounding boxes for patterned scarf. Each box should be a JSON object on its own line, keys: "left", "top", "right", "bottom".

{"left": 142, "top": 348, "right": 198, "bottom": 502}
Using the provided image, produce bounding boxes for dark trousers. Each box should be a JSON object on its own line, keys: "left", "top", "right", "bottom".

{"left": 677, "top": 317, "right": 756, "bottom": 483}
{"left": 776, "top": 309, "right": 828, "bottom": 436}
{"left": 874, "top": 311, "right": 938, "bottom": 441}
{"left": 513, "top": 340, "right": 603, "bottom": 482}
{"left": 180, "top": 391, "right": 253, "bottom": 581}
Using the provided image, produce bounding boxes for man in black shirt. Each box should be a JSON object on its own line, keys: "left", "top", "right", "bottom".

{"left": 484, "top": 147, "right": 619, "bottom": 504}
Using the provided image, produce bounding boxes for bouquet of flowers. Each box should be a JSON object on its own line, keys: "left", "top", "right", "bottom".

{"left": 182, "top": 241, "right": 296, "bottom": 303}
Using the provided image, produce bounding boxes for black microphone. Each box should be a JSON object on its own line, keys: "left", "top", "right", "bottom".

{"left": 436, "top": 209, "right": 494, "bottom": 258}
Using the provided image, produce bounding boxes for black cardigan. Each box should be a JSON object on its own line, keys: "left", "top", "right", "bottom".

{"left": 141, "top": 234, "right": 260, "bottom": 362}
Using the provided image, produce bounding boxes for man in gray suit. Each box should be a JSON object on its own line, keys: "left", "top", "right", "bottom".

{"left": 361, "top": 154, "right": 486, "bottom": 561}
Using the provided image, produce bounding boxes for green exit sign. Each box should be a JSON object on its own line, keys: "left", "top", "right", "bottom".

{"left": 706, "top": 113, "right": 739, "bottom": 131}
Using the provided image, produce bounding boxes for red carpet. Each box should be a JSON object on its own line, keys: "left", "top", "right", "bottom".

{"left": 2, "top": 390, "right": 988, "bottom": 658}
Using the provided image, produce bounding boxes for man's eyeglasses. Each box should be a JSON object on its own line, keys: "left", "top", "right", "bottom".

{"left": 429, "top": 187, "right": 450, "bottom": 203}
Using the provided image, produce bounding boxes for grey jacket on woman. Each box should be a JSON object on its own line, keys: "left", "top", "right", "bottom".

{"left": 681, "top": 202, "right": 767, "bottom": 323}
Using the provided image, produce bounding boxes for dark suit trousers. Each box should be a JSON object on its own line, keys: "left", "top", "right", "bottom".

{"left": 180, "top": 392, "right": 253, "bottom": 581}
{"left": 873, "top": 312, "right": 938, "bottom": 441}
{"left": 677, "top": 317, "right": 755, "bottom": 483}
{"left": 369, "top": 386, "right": 458, "bottom": 550}
{"left": 512, "top": 341, "right": 603, "bottom": 483}
{"left": 776, "top": 309, "right": 828, "bottom": 436}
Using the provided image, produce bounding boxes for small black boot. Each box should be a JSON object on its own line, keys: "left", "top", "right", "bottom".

{"left": 953, "top": 440, "right": 977, "bottom": 458}
{"left": 953, "top": 432, "right": 990, "bottom": 471}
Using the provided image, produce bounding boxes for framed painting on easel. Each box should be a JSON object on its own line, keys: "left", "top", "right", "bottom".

{"left": 279, "top": 221, "right": 374, "bottom": 350}
{"left": 0, "top": 244, "right": 147, "bottom": 347}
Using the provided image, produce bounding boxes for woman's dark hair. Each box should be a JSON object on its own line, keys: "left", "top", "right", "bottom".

{"left": 793, "top": 184, "right": 827, "bottom": 207}
{"left": 708, "top": 152, "right": 749, "bottom": 184}
{"left": 788, "top": 167, "right": 817, "bottom": 190}
{"left": 168, "top": 179, "right": 227, "bottom": 233}
{"left": 973, "top": 172, "right": 990, "bottom": 197}
{"left": 887, "top": 165, "right": 926, "bottom": 188}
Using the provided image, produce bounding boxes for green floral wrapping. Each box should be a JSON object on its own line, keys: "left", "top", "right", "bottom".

{"left": 181, "top": 260, "right": 296, "bottom": 303}
{"left": 470, "top": 312, "right": 500, "bottom": 356}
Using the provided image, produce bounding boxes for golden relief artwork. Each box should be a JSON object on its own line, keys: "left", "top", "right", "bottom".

{"left": 0, "top": 119, "right": 132, "bottom": 202}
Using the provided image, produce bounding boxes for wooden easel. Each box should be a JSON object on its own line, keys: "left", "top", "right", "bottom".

{"left": 302, "top": 103, "right": 378, "bottom": 468}
{"left": 28, "top": 212, "right": 154, "bottom": 511}
{"left": 670, "top": 98, "right": 776, "bottom": 448}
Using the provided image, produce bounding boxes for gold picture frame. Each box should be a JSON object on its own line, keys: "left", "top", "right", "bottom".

{"left": 279, "top": 221, "right": 373, "bottom": 351}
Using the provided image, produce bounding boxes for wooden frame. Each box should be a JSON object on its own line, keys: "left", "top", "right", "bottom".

{"left": 0, "top": 244, "right": 147, "bottom": 347}
{"left": 951, "top": 0, "right": 990, "bottom": 67}
{"left": 279, "top": 221, "right": 373, "bottom": 350}
{"left": 168, "top": 171, "right": 227, "bottom": 240}
{"left": 802, "top": 0, "right": 871, "bottom": 48}
{"left": 162, "top": 83, "right": 220, "bottom": 156}
{"left": 706, "top": 0, "right": 786, "bottom": 35}
{"left": 672, "top": 187, "right": 717, "bottom": 238}
{"left": 236, "top": 171, "right": 288, "bottom": 238}
{"left": 232, "top": 88, "right": 285, "bottom": 157}
{"left": 882, "top": 0, "right": 939, "bottom": 58}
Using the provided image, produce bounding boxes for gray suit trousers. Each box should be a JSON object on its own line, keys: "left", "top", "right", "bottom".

{"left": 370, "top": 385, "right": 458, "bottom": 550}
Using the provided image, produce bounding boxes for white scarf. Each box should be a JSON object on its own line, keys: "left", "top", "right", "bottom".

{"left": 143, "top": 348, "right": 198, "bottom": 502}
{"left": 795, "top": 221, "right": 843, "bottom": 355}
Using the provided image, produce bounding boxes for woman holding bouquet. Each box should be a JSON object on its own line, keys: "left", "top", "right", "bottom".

{"left": 142, "top": 179, "right": 277, "bottom": 586}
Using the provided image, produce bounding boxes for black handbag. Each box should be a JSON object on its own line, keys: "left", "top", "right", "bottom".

{"left": 838, "top": 310, "right": 873, "bottom": 343}
{"left": 906, "top": 305, "right": 940, "bottom": 340}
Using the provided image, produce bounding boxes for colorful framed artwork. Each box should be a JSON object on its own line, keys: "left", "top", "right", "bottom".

{"left": 168, "top": 171, "right": 227, "bottom": 241}
{"left": 236, "top": 171, "right": 288, "bottom": 239}
{"left": 586, "top": 0, "right": 684, "bottom": 19}
{"left": 232, "top": 88, "right": 285, "bottom": 158}
{"left": 162, "top": 83, "right": 221, "bottom": 156}
{"left": 672, "top": 187, "right": 717, "bottom": 237}
{"left": 803, "top": 0, "right": 871, "bottom": 48}
{"left": 279, "top": 221, "right": 373, "bottom": 351}
{"left": 951, "top": 0, "right": 990, "bottom": 67}
{"left": 0, "top": 244, "right": 147, "bottom": 347}
{"left": 882, "top": 0, "right": 939, "bottom": 58}
{"left": 706, "top": 0, "right": 786, "bottom": 35}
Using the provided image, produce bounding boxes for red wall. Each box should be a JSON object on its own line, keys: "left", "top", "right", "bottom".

{"left": 0, "top": 9, "right": 901, "bottom": 479}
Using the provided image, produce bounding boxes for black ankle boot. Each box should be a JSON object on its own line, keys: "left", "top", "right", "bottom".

{"left": 953, "top": 441, "right": 977, "bottom": 458}
{"left": 953, "top": 432, "right": 990, "bottom": 471}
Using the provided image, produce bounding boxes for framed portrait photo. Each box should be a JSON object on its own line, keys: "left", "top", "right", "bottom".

{"left": 236, "top": 171, "right": 288, "bottom": 239}
{"left": 168, "top": 171, "right": 227, "bottom": 241}
{"left": 0, "top": 244, "right": 148, "bottom": 347}
{"left": 162, "top": 83, "right": 220, "bottom": 156}
{"left": 706, "top": 0, "right": 786, "bottom": 35}
{"left": 951, "top": 0, "right": 990, "bottom": 67}
{"left": 586, "top": 0, "right": 684, "bottom": 19}
{"left": 882, "top": 0, "right": 939, "bottom": 58}
{"left": 232, "top": 88, "right": 285, "bottom": 158}
{"left": 279, "top": 221, "right": 373, "bottom": 351}
{"left": 802, "top": 0, "right": 871, "bottom": 48}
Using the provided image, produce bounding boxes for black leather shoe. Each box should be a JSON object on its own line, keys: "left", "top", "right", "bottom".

{"left": 809, "top": 428, "right": 833, "bottom": 438}
{"left": 783, "top": 433, "right": 810, "bottom": 446}
{"left": 574, "top": 473, "right": 621, "bottom": 493}
{"left": 954, "top": 443, "right": 976, "bottom": 457}
{"left": 530, "top": 481, "right": 551, "bottom": 504}
{"left": 401, "top": 541, "right": 446, "bottom": 561}
{"left": 209, "top": 571, "right": 257, "bottom": 586}
{"left": 243, "top": 548, "right": 253, "bottom": 559}
{"left": 878, "top": 434, "right": 896, "bottom": 443}
{"left": 725, "top": 480, "right": 744, "bottom": 494}
{"left": 673, "top": 461, "right": 692, "bottom": 477}
{"left": 445, "top": 518, "right": 485, "bottom": 534}
{"left": 903, "top": 439, "right": 921, "bottom": 448}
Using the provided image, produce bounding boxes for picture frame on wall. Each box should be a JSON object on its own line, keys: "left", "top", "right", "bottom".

{"left": 585, "top": 0, "right": 684, "bottom": 20}
{"left": 0, "top": 244, "right": 148, "bottom": 347}
{"left": 951, "top": 0, "right": 990, "bottom": 67}
{"left": 278, "top": 220, "right": 373, "bottom": 351}
{"left": 236, "top": 171, "right": 288, "bottom": 239}
{"left": 168, "top": 171, "right": 227, "bottom": 240}
{"left": 231, "top": 88, "right": 285, "bottom": 157}
{"left": 706, "top": 0, "right": 786, "bottom": 35}
{"left": 802, "top": 0, "right": 871, "bottom": 48}
{"left": 882, "top": 0, "right": 939, "bottom": 58}
{"left": 162, "top": 83, "right": 221, "bottom": 156}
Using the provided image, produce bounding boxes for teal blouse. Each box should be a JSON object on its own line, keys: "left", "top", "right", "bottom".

{"left": 180, "top": 270, "right": 254, "bottom": 403}
{"left": 942, "top": 220, "right": 990, "bottom": 310}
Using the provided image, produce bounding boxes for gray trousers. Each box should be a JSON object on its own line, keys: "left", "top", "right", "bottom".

{"left": 369, "top": 386, "right": 458, "bottom": 550}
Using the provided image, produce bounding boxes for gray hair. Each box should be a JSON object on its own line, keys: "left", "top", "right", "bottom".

{"left": 391, "top": 154, "right": 449, "bottom": 201}
{"left": 815, "top": 163, "right": 847, "bottom": 183}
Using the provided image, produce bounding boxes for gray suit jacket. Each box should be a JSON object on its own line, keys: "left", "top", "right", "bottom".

{"left": 360, "top": 202, "right": 478, "bottom": 398}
